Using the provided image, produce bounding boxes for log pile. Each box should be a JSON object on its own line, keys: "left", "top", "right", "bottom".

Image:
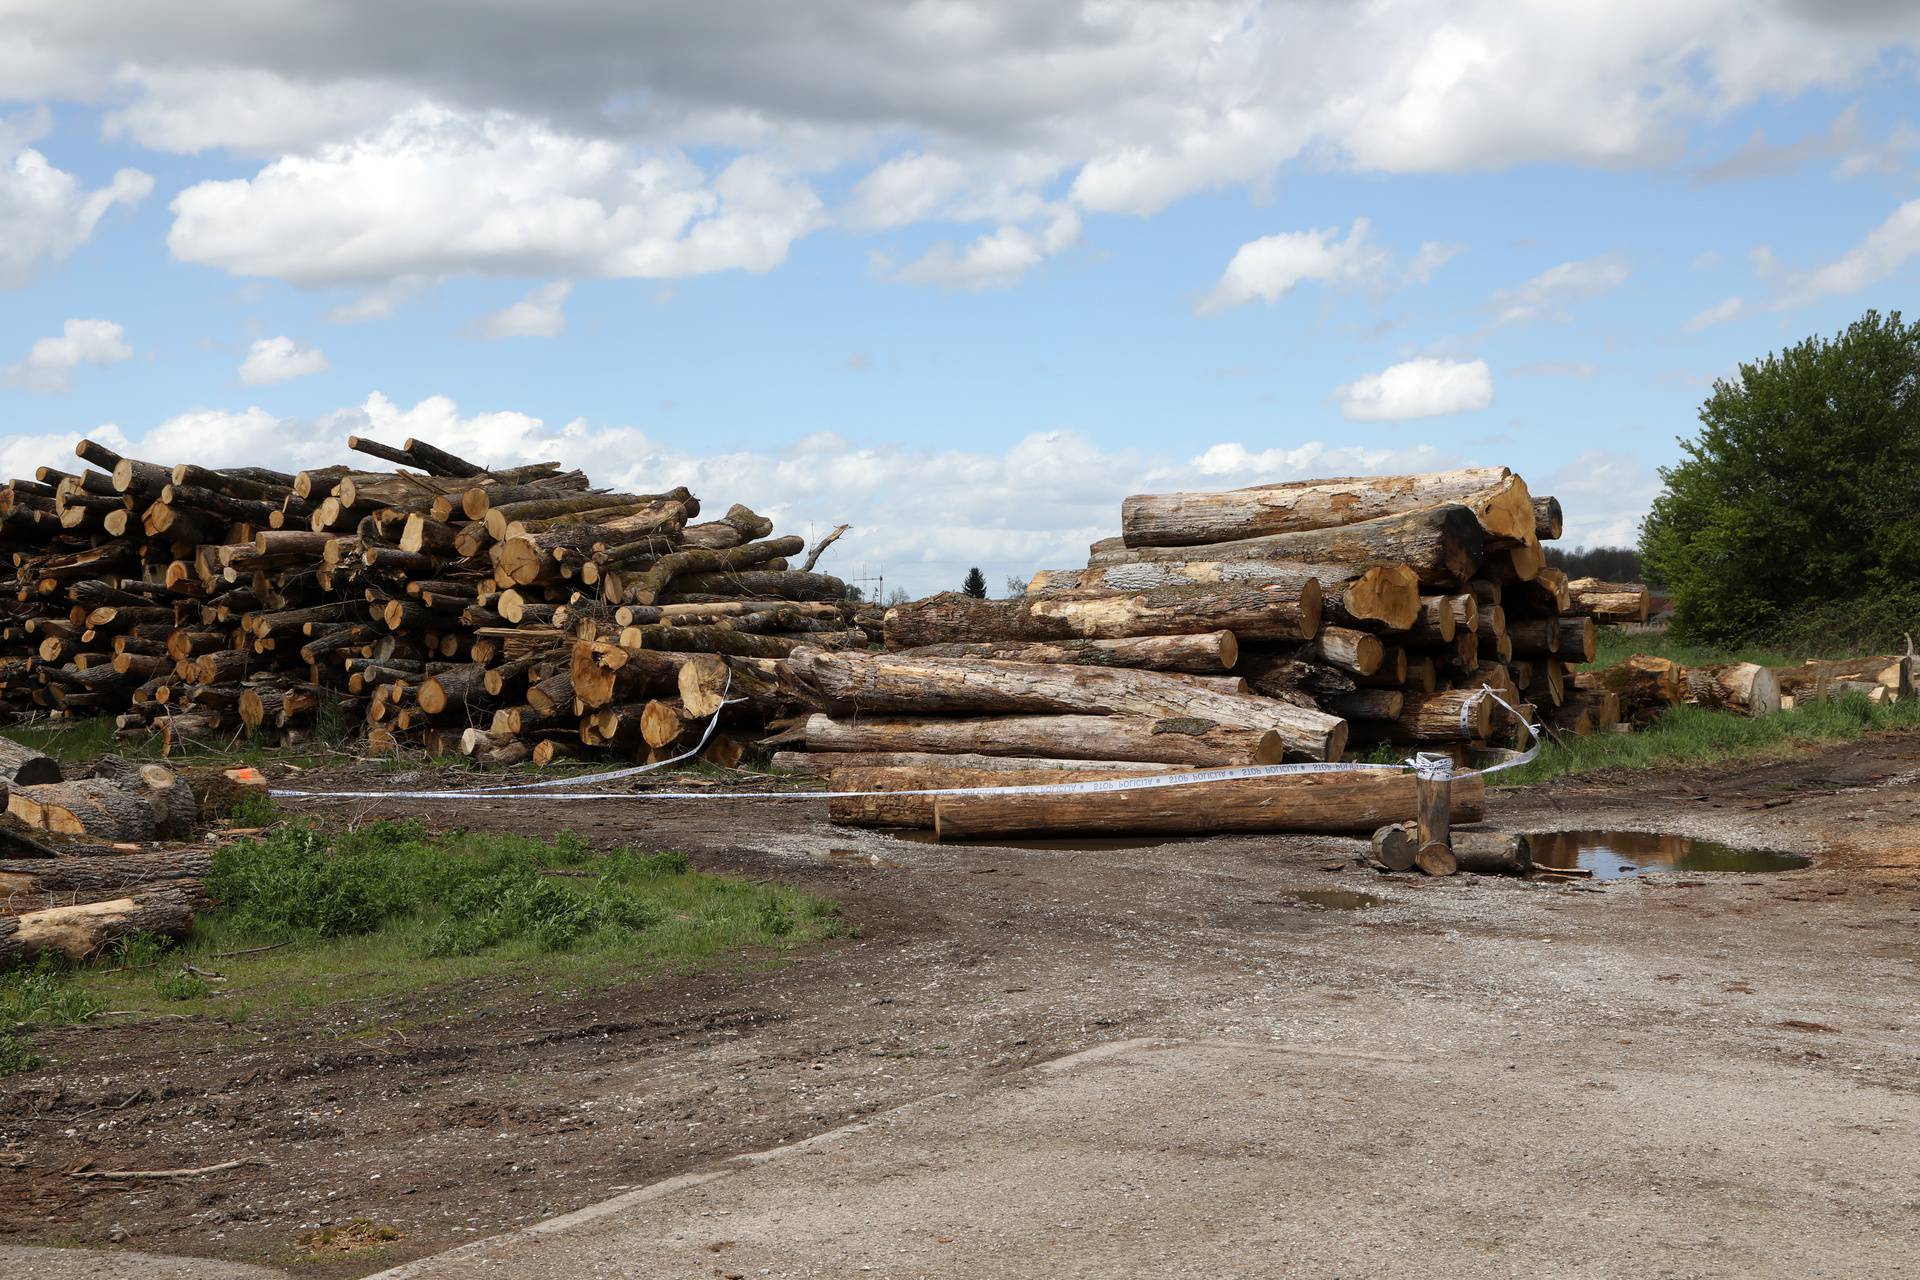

{"left": 0, "top": 742, "right": 209, "bottom": 966}
{"left": 785, "top": 466, "right": 1603, "bottom": 837}
{"left": 0, "top": 435, "right": 852, "bottom": 763}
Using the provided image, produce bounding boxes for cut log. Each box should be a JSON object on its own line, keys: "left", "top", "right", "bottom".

{"left": 769, "top": 751, "right": 1185, "bottom": 775}
{"left": 0, "top": 851, "right": 209, "bottom": 899}
{"left": 0, "top": 890, "right": 195, "bottom": 965}
{"left": 1370, "top": 823, "right": 1417, "bottom": 871}
{"left": 1682, "top": 662, "right": 1781, "bottom": 717}
{"left": 0, "top": 734, "right": 62, "bottom": 786}
{"left": 9, "top": 779, "right": 158, "bottom": 842}
{"left": 1533, "top": 496, "right": 1562, "bottom": 541}
{"left": 800, "top": 713, "right": 1283, "bottom": 766}
{"left": 899, "top": 632, "right": 1237, "bottom": 673}
{"left": 827, "top": 765, "right": 1179, "bottom": 828}
{"left": 1578, "top": 656, "right": 1684, "bottom": 725}
{"left": 1288, "top": 626, "right": 1384, "bottom": 677}
{"left": 788, "top": 648, "right": 1347, "bottom": 761}
{"left": 932, "top": 770, "right": 1486, "bottom": 841}
{"left": 884, "top": 585, "right": 1321, "bottom": 648}
{"left": 1035, "top": 562, "right": 1418, "bottom": 632}
{"left": 1119, "top": 468, "right": 1531, "bottom": 547}
{"left": 1563, "top": 578, "right": 1650, "bottom": 624}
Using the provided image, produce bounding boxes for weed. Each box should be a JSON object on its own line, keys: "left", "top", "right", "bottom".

{"left": 1499, "top": 689, "right": 1920, "bottom": 785}
{"left": 156, "top": 970, "right": 212, "bottom": 1002}
{"left": 108, "top": 932, "right": 175, "bottom": 971}
{"left": 1, "top": 959, "right": 107, "bottom": 1027}
{"left": 224, "top": 789, "right": 279, "bottom": 827}
{"left": 0, "top": 1033, "right": 39, "bottom": 1074}
{"left": 299, "top": 1218, "right": 402, "bottom": 1255}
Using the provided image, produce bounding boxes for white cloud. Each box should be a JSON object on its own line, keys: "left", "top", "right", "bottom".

{"left": 1691, "top": 250, "right": 1724, "bottom": 270}
{"left": 1196, "top": 218, "right": 1389, "bottom": 314}
{"left": 1541, "top": 449, "right": 1661, "bottom": 547}
{"left": 4, "top": 318, "right": 133, "bottom": 392}
{"left": 2, "top": 2, "right": 1909, "bottom": 292}
{"left": 1685, "top": 295, "right": 1747, "bottom": 331}
{"left": 0, "top": 423, "right": 132, "bottom": 487}
{"left": 1784, "top": 197, "right": 1920, "bottom": 303}
{"left": 1486, "top": 255, "right": 1630, "bottom": 327}
{"left": 470, "top": 280, "right": 572, "bottom": 340}
{"left": 1335, "top": 357, "right": 1494, "bottom": 422}
{"left": 323, "top": 276, "right": 433, "bottom": 324}
{"left": 1, "top": 121, "right": 153, "bottom": 288}
{"left": 1404, "top": 240, "right": 1466, "bottom": 286}
{"left": 881, "top": 208, "right": 1080, "bottom": 291}
{"left": 167, "top": 107, "right": 826, "bottom": 286}
{"left": 237, "top": 336, "right": 330, "bottom": 385}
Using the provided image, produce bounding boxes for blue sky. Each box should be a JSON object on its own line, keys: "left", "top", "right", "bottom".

{"left": 4, "top": 2, "right": 1919, "bottom": 597}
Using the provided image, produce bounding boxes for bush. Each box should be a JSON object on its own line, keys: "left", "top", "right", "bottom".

{"left": 0, "top": 1034, "right": 39, "bottom": 1075}
{"left": 1642, "top": 309, "right": 1920, "bottom": 649}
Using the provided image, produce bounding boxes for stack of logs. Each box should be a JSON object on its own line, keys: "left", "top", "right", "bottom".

{"left": 0, "top": 434, "right": 857, "bottom": 766}
{"left": 0, "top": 733, "right": 213, "bottom": 967}
{"left": 779, "top": 467, "right": 1626, "bottom": 840}
{"left": 1586, "top": 643, "right": 1915, "bottom": 724}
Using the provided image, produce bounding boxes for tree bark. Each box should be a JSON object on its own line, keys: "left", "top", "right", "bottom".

{"left": 827, "top": 765, "right": 1187, "bottom": 828}
{"left": 898, "top": 632, "right": 1237, "bottom": 673}
{"left": 932, "top": 769, "right": 1486, "bottom": 841}
{"left": 0, "top": 890, "right": 196, "bottom": 965}
{"left": 1119, "top": 467, "right": 1531, "bottom": 546}
{"left": 0, "top": 735, "right": 62, "bottom": 786}
{"left": 770, "top": 750, "right": 1186, "bottom": 775}
{"left": 1563, "top": 578, "right": 1649, "bottom": 624}
{"left": 884, "top": 585, "right": 1321, "bottom": 648}
{"left": 788, "top": 648, "right": 1347, "bottom": 761}
{"left": 0, "top": 851, "right": 209, "bottom": 898}
{"left": 1033, "top": 561, "right": 1418, "bottom": 631}
{"left": 1092, "top": 504, "right": 1483, "bottom": 587}
{"left": 799, "top": 713, "right": 1284, "bottom": 766}
{"left": 1577, "top": 656, "right": 1683, "bottom": 725}
{"left": 1683, "top": 662, "right": 1781, "bottom": 716}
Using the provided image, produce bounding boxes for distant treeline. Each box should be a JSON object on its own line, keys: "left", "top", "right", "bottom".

{"left": 1545, "top": 545, "right": 1645, "bottom": 583}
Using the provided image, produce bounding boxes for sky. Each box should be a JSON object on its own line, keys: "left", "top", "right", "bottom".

{"left": 3, "top": 1, "right": 1920, "bottom": 599}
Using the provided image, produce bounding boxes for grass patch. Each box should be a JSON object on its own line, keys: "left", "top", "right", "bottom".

{"left": 48, "top": 821, "right": 844, "bottom": 1034}
{"left": 1497, "top": 690, "right": 1920, "bottom": 786}
{"left": 0, "top": 959, "right": 110, "bottom": 1076}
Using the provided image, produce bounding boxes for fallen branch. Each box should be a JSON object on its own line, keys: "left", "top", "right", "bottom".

{"left": 66, "top": 1156, "right": 266, "bottom": 1180}
{"left": 801, "top": 523, "right": 850, "bottom": 573}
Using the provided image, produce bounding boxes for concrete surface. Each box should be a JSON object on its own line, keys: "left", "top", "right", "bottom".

{"left": 0, "top": 1245, "right": 290, "bottom": 1278}
{"left": 363, "top": 1034, "right": 1919, "bottom": 1279}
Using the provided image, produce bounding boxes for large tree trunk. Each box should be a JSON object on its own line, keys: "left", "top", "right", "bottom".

{"left": 1032, "top": 562, "right": 1419, "bottom": 631}
{"left": 0, "top": 890, "right": 195, "bottom": 965}
{"left": 826, "top": 765, "right": 1179, "bottom": 828}
{"left": 931, "top": 770, "right": 1487, "bottom": 841}
{"left": 1771, "top": 654, "right": 1912, "bottom": 702}
{"left": 799, "top": 713, "right": 1284, "bottom": 766}
{"left": 1683, "top": 662, "right": 1781, "bottom": 716}
{"left": 9, "top": 779, "right": 156, "bottom": 842}
{"left": 769, "top": 750, "right": 1186, "bottom": 775}
{"left": 899, "top": 631, "right": 1237, "bottom": 673}
{"left": 0, "top": 734, "right": 62, "bottom": 786}
{"left": 1089, "top": 504, "right": 1483, "bottom": 587}
{"left": 1563, "top": 578, "right": 1650, "bottom": 624}
{"left": 788, "top": 648, "right": 1347, "bottom": 761}
{"left": 1118, "top": 468, "right": 1531, "bottom": 546}
{"left": 883, "top": 585, "right": 1322, "bottom": 648}
{"left": 0, "top": 851, "right": 209, "bottom": 899}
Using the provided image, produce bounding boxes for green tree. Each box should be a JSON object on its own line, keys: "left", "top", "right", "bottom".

{"left": 1641, "top": 309, "right": 1920, "bottom": 648}
{"left": 961, "top": 566, "right": 988, "bottom": 598}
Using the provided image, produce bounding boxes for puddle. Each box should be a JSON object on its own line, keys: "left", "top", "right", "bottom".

{"left": 887, "top": 831, "right": 1188, "bottom": 853}
{"left": 1527, "top": 831, "right": 1812, "bottom": 881}
{"left": 1264, "top": 888, "right": 1383, "bottom": 911}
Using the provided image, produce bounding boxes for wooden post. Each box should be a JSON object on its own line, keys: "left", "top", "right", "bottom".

{"left": 1414, "top": 755, "right": 1457, "bottom": 876}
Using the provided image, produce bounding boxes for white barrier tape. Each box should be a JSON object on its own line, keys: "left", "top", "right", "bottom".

{"left": 273, "top": 683, "right": 1546, "bottom": 806}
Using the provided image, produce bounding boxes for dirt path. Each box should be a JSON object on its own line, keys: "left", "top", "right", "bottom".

{"left": 4, "top": 732, "right": 1918, "bottom": 1276}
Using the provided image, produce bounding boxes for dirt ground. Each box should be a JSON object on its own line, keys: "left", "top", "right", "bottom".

{"left": 4, "top": 731, "right": 1918, "bottom": 1277}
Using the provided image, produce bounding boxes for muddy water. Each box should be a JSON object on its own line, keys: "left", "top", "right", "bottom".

{"left": 1528, "top": 830, "right": 1812, "bottom": 880}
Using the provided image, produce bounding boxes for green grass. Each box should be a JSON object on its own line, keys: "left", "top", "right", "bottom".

{"left": 1589, "top": 624, "right": 1907, "bottom": 671}
{"left": 1, "top": 821, "right": 846, "bottom": 1072}
{"left": 1496, "top": 689, "right": 1920, "bottom": 786}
